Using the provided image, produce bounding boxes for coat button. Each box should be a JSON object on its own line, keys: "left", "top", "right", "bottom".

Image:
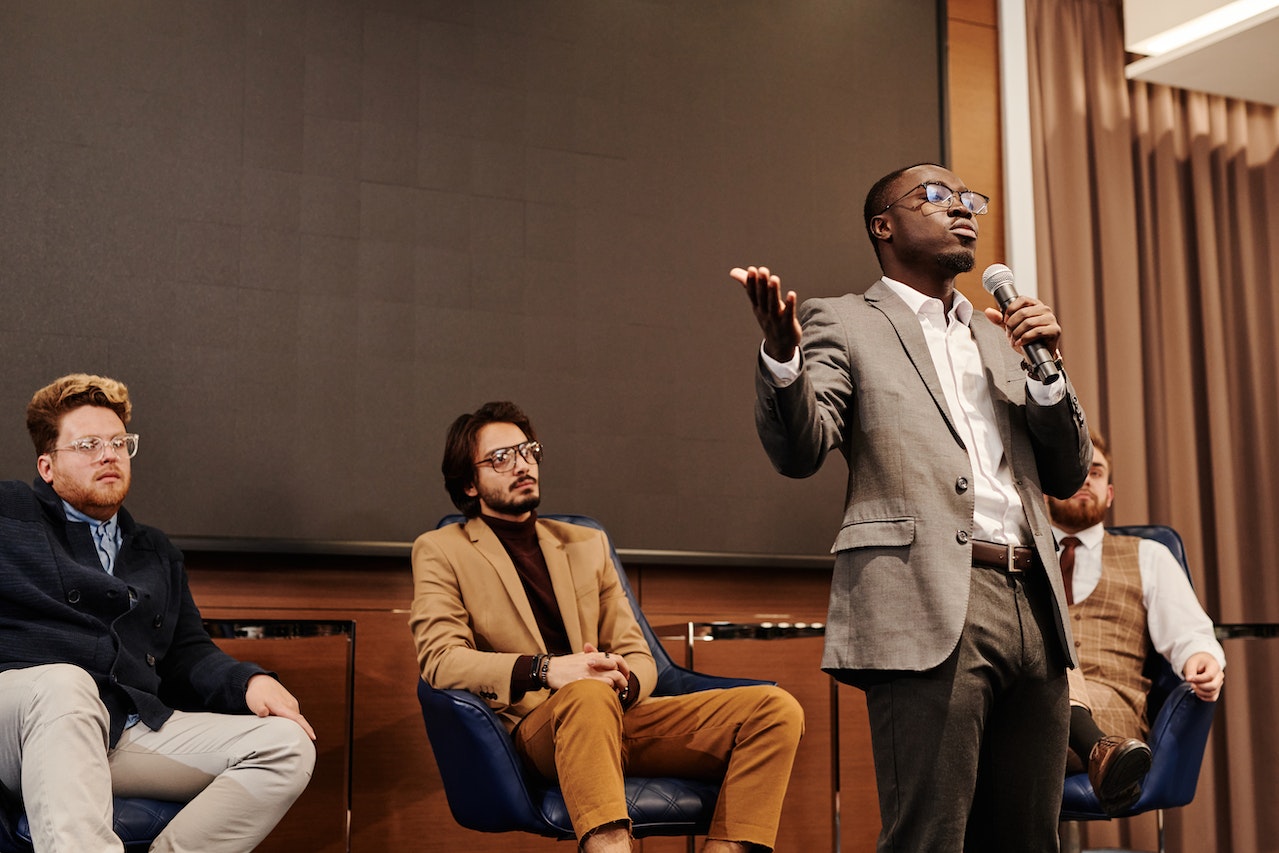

{"left": 154, "top": 615, "right": 164, "bottom": 628}
{"left": 67, "top": 590, "right": 81, "bottom": 604}
{"left": 955, "top": 477, "right": 969, "bottom": 493}
{"left": 956, "top": 530, "right": 969, "bottom": 544}
{"left": 146, "top": 654, "right": 156, "bottom": 667}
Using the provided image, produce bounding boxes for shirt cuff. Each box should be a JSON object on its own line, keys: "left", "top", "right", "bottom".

{"left": 510, "top": 654, "right": 540, "bottom": 701}
{"left": 760, "top": 341, "right": 801, "bottom": 387}
{"left": 1026, "top": 370, "right": 1067, "bottom": 406}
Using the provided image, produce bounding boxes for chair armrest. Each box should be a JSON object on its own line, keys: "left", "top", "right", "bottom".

{"left": 1134, "top": 680, "right": 1217, "bottom": 809}
{"left": 654, "top": 663, "right": 774, "bottom": 697}
{"left": 416, "top": 679, "right": 555, "bottom": 834}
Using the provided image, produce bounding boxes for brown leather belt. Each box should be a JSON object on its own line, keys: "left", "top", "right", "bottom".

{"left": 971, "top": 539, "right": 1035, "bottom": 574}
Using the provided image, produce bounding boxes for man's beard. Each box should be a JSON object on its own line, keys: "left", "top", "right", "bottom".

{"left": 937, "top": 249, "right": 975, "bottom": 274}
{"left": 1047, "top": 491, "right": 1108, "bottom": 531}
{"left": 57, "top": 471, "right": 130, "bottom": 518}
{"left": 479, "top": 478, "right": 540, "bottom": 516}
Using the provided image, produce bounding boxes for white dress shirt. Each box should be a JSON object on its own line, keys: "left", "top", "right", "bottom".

{"left": 762, "top": 276, "right": 1066, "bottom": 544}
{"left": 1052, "top": 521, "right": 1227, "bottom": 676}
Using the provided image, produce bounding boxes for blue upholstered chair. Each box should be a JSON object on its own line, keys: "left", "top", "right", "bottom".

{"left": 417, "top": 513, "right": 770, "bottom": 846}
{"left": 0, "top": 796, "right": 183, "bottom": 852}
{"left": 1059, "top": 525, "right": 1219, "bottom": 853}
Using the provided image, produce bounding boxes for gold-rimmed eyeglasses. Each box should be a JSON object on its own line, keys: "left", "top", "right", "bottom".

{"left": 475, "top": 441, "right": 543, "bottom": 474}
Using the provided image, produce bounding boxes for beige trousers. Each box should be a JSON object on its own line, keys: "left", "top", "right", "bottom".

{"left": 512, "top": 681, "right": 803, "bottom": 850}
{"left": 0, "top": 663, "right": 315, "bottom": 853}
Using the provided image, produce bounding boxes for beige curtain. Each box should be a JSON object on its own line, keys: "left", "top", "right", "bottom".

{"left": 1026, "top": 0, "right": 1279, "bottom": 850}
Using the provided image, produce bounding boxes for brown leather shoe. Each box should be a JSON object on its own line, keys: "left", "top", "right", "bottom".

{"left": 1088, "top": 735, "right": 1152, "bottom": 816}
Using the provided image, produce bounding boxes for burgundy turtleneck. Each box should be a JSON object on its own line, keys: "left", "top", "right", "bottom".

{"left": 483, "top": 512, "right": 572, "bottom": 656}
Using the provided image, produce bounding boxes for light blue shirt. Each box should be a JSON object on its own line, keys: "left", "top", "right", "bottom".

{"left": 62, "top": 501, "right": 121, "bottom": 575}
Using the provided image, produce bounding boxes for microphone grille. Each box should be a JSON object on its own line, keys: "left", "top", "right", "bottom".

{"left": 981, "top": 263, "right": 1014, "bottom": 295}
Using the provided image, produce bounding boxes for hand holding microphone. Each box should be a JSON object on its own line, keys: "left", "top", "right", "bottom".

{"left": 981, "top": 264, "right": 1062, "bottom": 385}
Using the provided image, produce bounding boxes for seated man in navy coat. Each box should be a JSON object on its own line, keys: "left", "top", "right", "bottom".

{"left": 0, "top": 374, "right": 316, "bottom": 853}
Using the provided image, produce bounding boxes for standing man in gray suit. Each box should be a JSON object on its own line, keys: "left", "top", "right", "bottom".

{"left": 732, "top": 162, "right": 1092, "bottom": 852}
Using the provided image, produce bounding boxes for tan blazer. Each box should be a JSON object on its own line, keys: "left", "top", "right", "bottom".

{"left": 409, "top": 516, "right": 658, "bottom": 732}
{"left": 755, "top": 281, "right": 1092, "bottom": 675}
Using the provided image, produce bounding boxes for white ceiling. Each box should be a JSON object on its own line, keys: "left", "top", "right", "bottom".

{"left": 1123, "top": 0, "right": 1279, "bottom": 105}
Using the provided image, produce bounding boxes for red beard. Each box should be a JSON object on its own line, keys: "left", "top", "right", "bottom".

{"left": 1047, "top": 491, "right": 1107, "bottom": 531}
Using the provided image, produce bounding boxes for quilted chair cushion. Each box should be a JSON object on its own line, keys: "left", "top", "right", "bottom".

{"left": 6, "top": 797, "right": 184, "bottom": 852}
{"left": 540, "top": 777, "right": 721, "bottom": 837}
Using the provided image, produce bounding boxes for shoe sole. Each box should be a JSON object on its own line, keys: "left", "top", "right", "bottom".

{"left": 1096, "top": 745, "right": 1153, "bottom": 815}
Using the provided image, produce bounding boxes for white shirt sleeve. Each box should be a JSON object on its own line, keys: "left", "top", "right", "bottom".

{"left": 759, "top": 341, "right": 801, "bottom": 387}
{"left": 1140, "top": 538, "right": 1227, "bottom": 677}
{"left": 1025, "top": 372, "right": 1067, "bottom": 406}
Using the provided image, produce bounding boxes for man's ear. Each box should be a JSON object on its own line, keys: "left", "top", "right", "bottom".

{"left": 36, "top": 454, "right": 54, "bottom": 484}
{"left": 870, "top": 213, "right": 892, "bottom": 243}
{"left": 464, "top": 484, "right": 478, "bottom": 498}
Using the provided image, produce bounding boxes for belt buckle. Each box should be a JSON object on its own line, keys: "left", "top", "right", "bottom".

{"left": 1005, "top": 544, "right": 1023, "bottom": 575}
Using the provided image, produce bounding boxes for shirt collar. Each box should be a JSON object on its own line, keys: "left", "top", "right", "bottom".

{"left": 1051, "top": 522, "right": 1105, "bottom": 550}
{"left": 880, "top": 276, "right": 973, "bottom": 326}
{"left": 61, "top": 500, "right": 119, "bottom": 531}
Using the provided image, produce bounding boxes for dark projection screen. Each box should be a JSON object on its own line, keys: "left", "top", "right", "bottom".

{"left": 0, "top": 1, "right": 945, "bottom": 560}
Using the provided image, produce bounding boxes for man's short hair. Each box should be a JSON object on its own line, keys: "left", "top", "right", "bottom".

{"left": 441, "top": 401, "right": 537, "bottom": 517}
{"left": 26, "top": 373, "right": 132, "bottom": 455}
{"left": 863, "top": 163, "right": 937, "bottom": 256}
{"left": 1091, "top": 430, "right": 1112, "bottom": 481}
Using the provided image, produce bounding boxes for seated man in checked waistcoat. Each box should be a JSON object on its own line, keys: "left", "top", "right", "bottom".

{"left": 1050, "top": 431, "right": 1225, "bottom": 815}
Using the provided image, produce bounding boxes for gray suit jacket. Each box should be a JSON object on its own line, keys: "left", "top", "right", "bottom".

{"left": 755, "top": 281, "right": 1091, "bottom": 675}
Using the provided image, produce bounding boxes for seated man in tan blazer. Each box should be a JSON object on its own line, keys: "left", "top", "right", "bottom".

{"left": 409, "top": 401, "right": 804, "bottom": 853}
{"left": 1052, "top": 431, "right": 1225, "bottom": 814}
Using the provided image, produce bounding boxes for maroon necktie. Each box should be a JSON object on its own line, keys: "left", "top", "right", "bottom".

{"left": 1058, "top": 536, "right": 1081, "bottom": 605}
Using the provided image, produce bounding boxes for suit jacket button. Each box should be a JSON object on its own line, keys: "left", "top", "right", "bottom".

{"left": 146, "top": 654, "right": 156, "bottom": 667}
{"left": 956, "top": 530, "right": 969, "bottom": 544}
{"left": 67, "top": 589, "right": 81, "bottom": 604}
{"left": 153, "top": 615, "right": 163, "bottom": 628}
{"left": 955, "top": 477, "right": 969, "bottom": 493}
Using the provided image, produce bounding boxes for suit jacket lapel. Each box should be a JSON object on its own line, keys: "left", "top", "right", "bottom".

{"left": 464, "top": 516, "right": 544, "bottom": 648}
{"left": 538, "top": 523, "right": 584, "bottom": 653}
{"left": 863, "top": 280, "right": 963, "bottom": 444}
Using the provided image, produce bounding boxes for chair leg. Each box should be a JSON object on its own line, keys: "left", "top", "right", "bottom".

{"left": 1058, "top": 820, "right": 1082, "bottom": 853}
{"left": 1156, "top": 808, "right": 1165, "bottom": 853}
{"left": 686, "top": 836, "right": 696, "bottom": 853}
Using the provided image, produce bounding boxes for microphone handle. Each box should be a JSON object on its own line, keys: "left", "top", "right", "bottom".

{"left": 989, "top": 283, "right": 1061, "bottom": 384}
{"left": 1023, "top": 341, "right": 1061, "bottom": 384}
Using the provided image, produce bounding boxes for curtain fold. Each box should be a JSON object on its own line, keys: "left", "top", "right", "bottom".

{"left": 1026, "top": 0, "right": 1279, "bottom": 849}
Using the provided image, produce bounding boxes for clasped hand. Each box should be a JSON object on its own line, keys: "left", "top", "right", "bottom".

{"left": 544, "top": 642, "right": 630, "bottom": 695}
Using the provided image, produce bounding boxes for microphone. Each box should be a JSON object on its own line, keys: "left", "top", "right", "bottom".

{"left": 981, "top": 263, "right": 1061, "bottom": 385}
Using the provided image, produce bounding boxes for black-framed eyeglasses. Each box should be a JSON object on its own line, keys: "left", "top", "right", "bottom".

{"left": 883, "top": 182, "right": 989, "bottom": 215}
{"left": 48, "top": 433, "right": 140, "bottom": 460}
{"left": 475, "top": 441, "right": 543, "bottom": 474}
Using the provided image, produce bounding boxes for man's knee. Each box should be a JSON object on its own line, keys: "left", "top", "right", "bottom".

{"left": 23, "top": 664, "right": 108, "bottom": 727}
{"left": 743, "top": 685, "right": 805, "bottom": 740}
{"left": 258, "top": 716, "right": 317, "bottom": 786}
